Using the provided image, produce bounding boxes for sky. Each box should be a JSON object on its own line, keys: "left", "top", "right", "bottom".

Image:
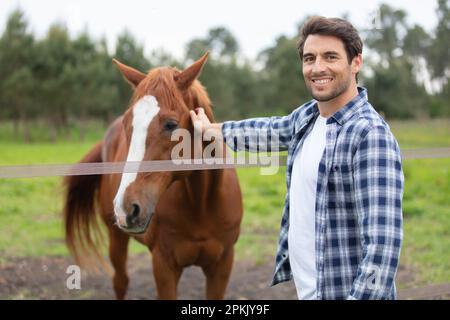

{"left": 0, "top": 0, "right": 439, "bottom": 61}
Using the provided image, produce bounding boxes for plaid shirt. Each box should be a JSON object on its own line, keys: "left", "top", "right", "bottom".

{"left": 222, "top": 87, "right": 404, "bottom": 299}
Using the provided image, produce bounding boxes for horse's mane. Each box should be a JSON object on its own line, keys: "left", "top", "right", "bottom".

{"left": 131, "top": 67, "right": 215, "bottom": 121}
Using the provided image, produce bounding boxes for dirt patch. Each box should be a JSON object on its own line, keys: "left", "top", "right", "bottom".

{"left": 0, "top": 255, "right": 447, "bottom": 299}
{"left": 0, "top": 254, "right": 296, "bottom": 300}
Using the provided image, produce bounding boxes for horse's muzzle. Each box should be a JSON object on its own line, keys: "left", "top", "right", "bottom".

{"left": 117, "top": 210, "right": 154, "bottom": 234}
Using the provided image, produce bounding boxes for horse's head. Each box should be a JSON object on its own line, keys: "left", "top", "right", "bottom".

{"left": 112, "top": 53, "right": 213, "bottom": 234}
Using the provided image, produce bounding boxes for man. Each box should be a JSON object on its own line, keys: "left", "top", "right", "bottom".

{"left": 190, "top": 16, "right": 404, "bottom": 300}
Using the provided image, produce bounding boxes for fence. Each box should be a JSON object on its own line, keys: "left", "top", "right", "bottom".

{"left": 1, "top": 147, "right": 450, "bottom": 179}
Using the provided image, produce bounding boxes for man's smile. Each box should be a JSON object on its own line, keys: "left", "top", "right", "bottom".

{"left": 311, "top": 77, "right": 334, "bottom": 86}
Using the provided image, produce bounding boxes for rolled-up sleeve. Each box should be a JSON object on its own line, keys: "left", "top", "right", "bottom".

{"left": 221, "top": 114, "right": 295, "bottom": 152}
{"left": 349, "top": 125, "right": 404, "bottom": 299}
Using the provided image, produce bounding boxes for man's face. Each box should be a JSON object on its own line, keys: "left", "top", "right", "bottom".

{"left": 302, "top": 34, "right": 361, "bottom": 102}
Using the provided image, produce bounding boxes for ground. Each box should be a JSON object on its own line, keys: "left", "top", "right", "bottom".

{"left": 1, "top": 254, "right": 448, "bottom": 300}
{"left": 0, "top": 254, "right": 296, "bottom": 300}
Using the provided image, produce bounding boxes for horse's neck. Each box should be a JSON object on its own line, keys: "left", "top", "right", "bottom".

{"left": 182, "top": 137, "right": 228, "bottom": 208}
{"left": 184, "top": 168, "right": 224, "bottom": 212}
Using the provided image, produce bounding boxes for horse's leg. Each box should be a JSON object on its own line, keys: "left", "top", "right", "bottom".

{"left": 152, "top": 248, "right": 182, "bottom": 300}
{"left": 108, "top": 226, "right": 130, "bottom": 300}
{"left": 202, "top": 247, "right": 234, "bottom": 300}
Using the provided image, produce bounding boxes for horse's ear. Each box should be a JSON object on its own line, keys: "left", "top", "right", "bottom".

{"left": 174, "top": 52, "right": 209, "bottom": 90}
{"left": 112, "top": 59, "right": 146, "bottom": 88}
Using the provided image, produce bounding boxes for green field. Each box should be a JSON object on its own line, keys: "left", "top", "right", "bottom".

{"left": 0, "top": 119, "right": 449, "bottom": 287}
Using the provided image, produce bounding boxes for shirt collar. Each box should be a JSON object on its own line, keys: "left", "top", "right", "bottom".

{"left": 294, "top": 86, "right": 368, "bottom": 134}
{"left": 328, "top": 86, "right": 368, "bottom": 126}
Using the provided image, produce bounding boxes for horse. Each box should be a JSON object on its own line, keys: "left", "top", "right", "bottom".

{"left": 63, "top": 53, "right": 243, "bottom": 300}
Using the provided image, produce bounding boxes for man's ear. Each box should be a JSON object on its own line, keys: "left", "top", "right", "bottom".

{"left": 351, "top": 54, "right": 363, "bottom": 76}
{"left": 113, "top": 59, "right": 146, "bottom": 88}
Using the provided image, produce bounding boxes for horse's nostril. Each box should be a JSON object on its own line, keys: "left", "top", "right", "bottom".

{"left": 131, "top": 203, "right": 140, "bottom": 218}
{"left": 126, "top": 203, "right": 141, "bottom": 226}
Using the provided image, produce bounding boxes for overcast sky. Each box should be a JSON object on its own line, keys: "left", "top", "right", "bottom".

{"left": 0, "top": 0, "right": 439, "bottom": 60}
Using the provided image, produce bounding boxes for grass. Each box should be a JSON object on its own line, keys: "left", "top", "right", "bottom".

{"left": 389, "top": 118, "right": 450, "bottom": 148}
{"left": 0, "top": 141, "right": 96, "bottom": 262}
{"left": 234, "top": 167, "right": 286, "bottom": 264}
{"left": 400, "top": 158, "right": 450, "bottom": 285}
{"left": 0, "top": 120, "right": 108, "bottom": 144}
{"left": 0, "top": 119, "right": 449, "bottom": 286}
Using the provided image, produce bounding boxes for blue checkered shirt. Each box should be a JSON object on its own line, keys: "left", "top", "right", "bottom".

{"left": 222, "top": 87, "right": 404, "bottom": 299}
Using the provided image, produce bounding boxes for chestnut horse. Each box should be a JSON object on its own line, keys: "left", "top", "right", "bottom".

{"left": 63, "top": 53, "right": 243, "bottom": 299}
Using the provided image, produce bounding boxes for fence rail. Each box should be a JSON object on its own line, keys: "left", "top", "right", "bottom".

{"left": 0, "top": 147, "right": 449, "bottom": 179}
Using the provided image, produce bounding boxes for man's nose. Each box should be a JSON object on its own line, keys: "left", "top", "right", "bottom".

{"left": 312, "top": 57, "right": 327, "bottom": 73}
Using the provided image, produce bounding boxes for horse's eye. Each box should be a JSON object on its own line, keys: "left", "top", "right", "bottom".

{"left": 164, "top": 120, "right": 178, "bottom": 132}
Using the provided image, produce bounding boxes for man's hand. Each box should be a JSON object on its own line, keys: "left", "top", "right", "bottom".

{"left": 189, "top": 107, "right": 223, "bottom": 134}
{"left": 189, "top": 107, "right": 226, "bottom": 158}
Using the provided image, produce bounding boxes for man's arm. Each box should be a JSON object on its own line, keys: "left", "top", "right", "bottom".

{"left": 349, "top": 125, "right": 404, "bottom": 299}
{"left": 190, "top": 108, "right": 296, "bottom": 153}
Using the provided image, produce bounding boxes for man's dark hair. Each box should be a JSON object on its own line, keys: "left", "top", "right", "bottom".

{"left": 297, "top": 16, "right": 363, "bottom": 64}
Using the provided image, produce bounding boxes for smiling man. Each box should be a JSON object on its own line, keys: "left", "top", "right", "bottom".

{"left": 190, "top": 16, "right": 404, "bottom": 300}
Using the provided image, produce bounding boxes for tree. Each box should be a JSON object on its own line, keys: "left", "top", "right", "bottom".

{"left": 427, "top": 0, "right": 450, "bottom": 116}
{"left": 2, "top": 67, "right": 35, "bottom": 141}
{"left": 184, "top": 26, "right": 261, "bottom": 120}
{"left": 185, "top": 26, "right": 239, "bottom": 63}
{"left": 363, "top": 3, "right": 431, "bottom": 118}
{"left": 89, "top": 37, "right": 121, "bottom": 126}
{"left": 0, "top": 9, "right": 35, "bottom": 140}
{"left": 364, "top": 4, "right": 408, "bottom": 61}
{"left": 185, "top": 38, "right": 210, "bottom": 62}
{"left": 113, "top": 30, "right": 151, "bottom": 112}
{"left": 33, "top": 23, "right": 77, "bottom": 140}
{"left": 66, "top": 33, "right": 122, "bottom": 136}
{"left": 428, "top": 0, "right": 450, "bottom": 81}
{"left": 364, "top": 59, "right": 430, "bottom": 118}
{"left": 149, "top": 48, "right": 181, "bottom": 68}
{"left": 258, "top": 35, "right": 309, "bottom": 115}
{"left": 403, "top": 25, "right": 432, "bottom": 59}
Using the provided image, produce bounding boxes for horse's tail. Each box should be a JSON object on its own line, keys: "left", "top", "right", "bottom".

{"left": 63, "top": 141, "right": 107, "bottom": 270}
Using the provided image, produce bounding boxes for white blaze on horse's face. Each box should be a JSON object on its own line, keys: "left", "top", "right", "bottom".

{"left": 113, "top": 95, "right": 160, "bottom": 229}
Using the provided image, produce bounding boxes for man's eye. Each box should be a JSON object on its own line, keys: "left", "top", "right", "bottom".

{"left": 164, "top": 120, "right": 179, "bottom": 131}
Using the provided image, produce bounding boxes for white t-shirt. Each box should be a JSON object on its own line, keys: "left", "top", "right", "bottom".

{"left": 288, "top": 114, "right": 327, "bottom": 300}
